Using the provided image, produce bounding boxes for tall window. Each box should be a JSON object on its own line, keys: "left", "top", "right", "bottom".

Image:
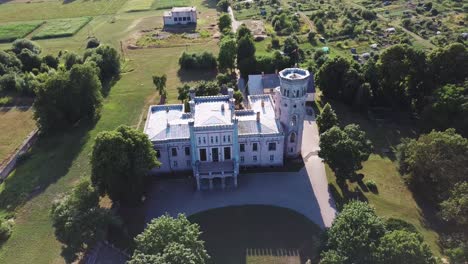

{"left": 171, "top": 148, "right": 177, "bottom": 156}
{"left": 240, "top": 156, "right": 245, "bottom": 163}
{"left": 200, "top": 149, "right": 207, "bottom": 161}
{"left": 173, "top": 161, "right": 178, "bottom": 167}
{"left": 268, "top": 142, "right": 276, "bottom": 151}
{"left": 240, "top": 144, "right": 245, "bottom": 152}
{"left": 223, "top": 135, "right": 226, "bottom": 142}
{"left": 185, "top": 147, "right": 190, "bottom": 156}
{"left": 211, "top": 136, "right": 214, "bottom": 144}
{"left": 253, "top": 155, "right": 258, "bottom": 162}
{"left": 252, "top": 143, "right": 258, "bottom": 152}
{"left": 290, "top": 132, "right": 296, "bottom": 143}
{"left": 270, "top": 155, "right": 274, "bottom": 161}
{"left": 228, "top": 135, "right": 231, "bottom": 142}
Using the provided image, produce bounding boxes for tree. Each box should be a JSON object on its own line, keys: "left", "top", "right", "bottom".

{"left": 11, "top": 38, "right": 41, "bottom": 55}
{"left": 316, "top": 103, "right": 338, "bottom": 134}
{"left": 83, "top": 44, "right": 120, "bottom": 81}
{"left": 42, "top": 54, "right": 58, "bottom": 69}
{"left": 62, "top": 51, "right": 82, "bottom": 70}
{"left": 233, "top": 90, "right": 243, "bottom": 105}
{"left": 218, "top": 13, "right": 232, "bottom": 33}
{"left": 17, "top": 48, "right": 41, "bottom": 72}
{"left": 218, "top": 37, "right": 236, "bottom": 72}
{"left": 396, "top": 129, "right": 468, "bottom": 204}
{"left": 439, "top": 182, "right": 468, "bottom": 227}
{"left": 51, "top": 180, "right": 119, "bottom": 263}
{"left": 323, "top": 201, "right": 386, "bottom": 264}
{"left": 237, "top": 34, "right": 256, "bottom": 77}
{"left": 91, "top": 125, "right": 160, "bottom": 204}
{"left": 428, "top": 43, "right": 467, "bottom": 86}
{"left": 375, "top": 230, "right": 436, "bottom": 264}
{"left": 316, "top": 56, "right": 352, "bottom": 100}
{"left": 319, "top": 124, "right": 372, "bottom": 180}
{"left": 283, "top": 36, "right": 300, "bottom": 63}
{"left": 217, "top": 0, "right": 230, "bottom": 12}
{"left": 177, "top": 84, "right": 191, "bottom": 103}
{"left": 236, "top": 24, "right": 252, "bottom": 40}
{"left": 128, "top": 214, "right": 209, "bottom": 264}
{"left": 86, "top": 37, "right": 100, "bottom": 49}
{"left": 33, "top": 63, "right": 103, "bottom": 132}
{"left": 152, "top": 74, "right": 167, "bottom": 97}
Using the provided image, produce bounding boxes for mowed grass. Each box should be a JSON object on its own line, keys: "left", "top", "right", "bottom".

{"left": 0, "top": 0, "right": 128, "bottom": 23}
{"left": 31, "top": 17, "right": 92, "bottom": 40}
{"left": 152, "top": 0, "right": 192, "bottom": 10}
{"left": 321, "top": 99, "right": 442, "bottom": 257}
{"left": 0, "top": 8, "right": 219, "bottom": 263}
{"left": 0, "top": 21, "right": 44, "bottom": 43}
{"left": 189, "top": 206, "right": 323, "bottom": 264}
{"left": 0, "top": 108, "right": 36, "bottom": 166}
{"left": 122, "top": 0, "right": 154, "bottom": 12}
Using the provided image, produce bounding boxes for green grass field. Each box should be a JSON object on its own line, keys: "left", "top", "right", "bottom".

{"left": 0, "top": 21, "right": 44, "bottom": 43}
{"left": 31, "top": 17, "right": 92, "bottom": 40}
{"left": 189, "top": 206, "right": 323, "bottom": 264}
{"left": 152, "top": 0, "right": 192, "bottom": 10}
{"left": 0, "top": 0, "right": 128, "bottom": 23}
{"left": 122, "top": 0, "right": 154, "bottom": 12}
{"left": 0, "top": 108, "right": 36, "bottom": 166}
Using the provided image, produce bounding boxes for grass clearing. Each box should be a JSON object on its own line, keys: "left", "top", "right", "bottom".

{"left": 0, "top": 21, "right": 44, "bottom": 43}
{"left": 122, "top": 0, "right": 154, "bottom": 12}
{"left": 0, "top": 0, "right": 128, "bottom": 23}
{"left": 31, "top": 17, "right": 92, "bottom": 40}
{"left": 321, "top": 99, "right": 442, "bottom": 257}
{"left": 189, "top": 205, "right": 323, "bottom": 264}
{"left": 0, "top": 108, "right": 36, "bottom": 167}
{"left": 152, "top": 0, "right": 191, "bottom": 10}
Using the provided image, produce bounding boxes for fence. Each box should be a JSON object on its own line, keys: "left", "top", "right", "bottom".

{"left": 0, "top": 129, "right": 38, "bottom": 181}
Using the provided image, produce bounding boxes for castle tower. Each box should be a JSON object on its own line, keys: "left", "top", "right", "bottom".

{"left": 275, "top": 68, "right": 310, "bottom": 158}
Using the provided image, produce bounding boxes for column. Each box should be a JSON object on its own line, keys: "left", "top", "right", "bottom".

{"left": 234, "top": 176, "right": 238, "bottom": 188}
{"left": 221, "top": 177, "right": 225, "bottom": 189}
{"left": 209, "top": 179, "right": 213, "bottom": 190}
{"left": 196, "top": 176, "right": 200, "bottom": 191}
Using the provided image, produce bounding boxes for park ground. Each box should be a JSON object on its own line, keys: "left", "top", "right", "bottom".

{"left": 0, "top": 0, "right": 444, "bottom": 262}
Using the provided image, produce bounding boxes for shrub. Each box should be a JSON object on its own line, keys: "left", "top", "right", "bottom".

{"left": 365, "top": 179, "right": 377, "bottom": 190}
{"left": 0, "top": 219, "right": 12, "bottom": 243}
{"left": 0, "top": 96, "right": 13, "bottom": 106}
{"left": 385, "top": 218, "right": 419, "bottom": 234}
{"left": 179, "top": 52, "right": 217, "bottom": 70}
{"left": 86, "top": 37, "right": 100, "bottom": 49}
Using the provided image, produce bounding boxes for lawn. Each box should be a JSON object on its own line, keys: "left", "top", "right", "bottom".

{"left": 31, "top": 17, "right": 92, "bottom": 40}
{"left": 0, "top": 0, "right": 128, "bottom": 23}
{"left": 122, "top": 0, "right": 154, "bottom": 12}
{"left": 152, "top": 0, "right": 192, "bottom": 10}
{"left": 189, "top": 205, "right": 323, "bottom": 264}
{"left": 0, "top": 21, "right": 44, "bottom": 43}
{"left": 319, "top": 99, "right": 442, "bottom": 257}
{"left": 0, "top": 107, "right": 36, "bottom": 166}
{"left": 0, "top": 7, "right": 219, "bottom": 263}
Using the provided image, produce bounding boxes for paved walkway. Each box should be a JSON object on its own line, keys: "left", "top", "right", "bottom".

{"left": 228, "top": 6, "right": 241, "bottom": 33}
{"left": 145, "top": 114, "right": 337, "bottom": 228}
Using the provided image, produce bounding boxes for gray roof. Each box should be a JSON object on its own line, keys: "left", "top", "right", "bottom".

{"left": 193, "top": 96, "right": 233, "bottom": 127}
{"left": 237, "top": 94, "right": 282, "bottom": 136}
{"left": 249, "top": 72, "right": 315, "bottom": 94}
{"left": 144, "top": 104, "right": 191, "bottom": 141}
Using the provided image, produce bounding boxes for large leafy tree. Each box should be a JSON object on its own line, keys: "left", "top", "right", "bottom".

{"left": 439, "top": 181, "right": 468, "bottom": 227}
{"left": 375, "top": 230, "right": 436, "bottom": 264}
{"left": 83, "top": 44, "right": 120, "bottom": 81}
{"left": 319, "top": 124, "right": 372, "bottom": 180}
{"left": 428, "top": 43, "right": 467, "bottom": 86}
{"left": 316, "top": 57, "right": 358, "bottom": 101}
{"left": 396, "top": 129, "right": 468, "bottom": 204}
{"left": 218, "top": 37, "right": 236, "bottom": 72}
{"left": 316, "top": 103, "right": 338, "bottom": 134}
{"left": 11, "top": 38, "right": 41, "bottom": 55}
{"left": 323, "top": 201, "right": 386, "bottom": 263}
{"left": 128, "top": 214, "right": 209, "bottom": 264}
{"left": 236, "top": 26, "right": 256, "bottom": 78}
{"left": 33, "top": 63, "right": 103, "bottom": 132}
{"left": 51, "top": 180, "right": 119, "bottom": 263}
{"left": 91, "top": 125, "right": 160, "bottom": 204}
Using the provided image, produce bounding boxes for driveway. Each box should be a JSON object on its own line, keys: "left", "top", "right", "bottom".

{"left": 228, "top": 6, "right": 241, "bottom": 33}
{"left": 144, "top": 114, "right": 337, "bottom": 228}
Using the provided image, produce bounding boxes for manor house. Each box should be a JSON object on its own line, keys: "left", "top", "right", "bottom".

{"left": 144, "top": 68, "right": 312, "bottom": 190}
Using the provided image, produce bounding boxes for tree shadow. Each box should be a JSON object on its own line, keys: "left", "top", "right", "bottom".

{"left": 101, "top": 75, "right": 121, "bottom": 98}
{"left": 0, "top": 123, "right": 91, "bottom": 213}
{"left": 319, "top": 97, "right": 419, "bottom": 161}
{"left": 176, "top": 68, "right": 218, "bottom": 83}
{"left": 201, "top": 0, "right": 218, "bottom": 9}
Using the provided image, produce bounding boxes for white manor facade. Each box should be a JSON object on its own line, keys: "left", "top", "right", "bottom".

{"left": 163, "top": 7, "right": 197, "bottom": 26}
{"left": 144, "top": 68, "right": 311, "bottom": 190}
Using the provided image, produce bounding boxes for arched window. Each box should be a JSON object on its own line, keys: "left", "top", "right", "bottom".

{"left": 290, "top": 132, "right": 296, "bottom": 143}
{"left": 291, "top": 115, "right": 297, "bottom": 127}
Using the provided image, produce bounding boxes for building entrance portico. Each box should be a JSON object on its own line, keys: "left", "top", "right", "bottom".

{"left": 211, "top": 147, "right": 219, "bottom": 162}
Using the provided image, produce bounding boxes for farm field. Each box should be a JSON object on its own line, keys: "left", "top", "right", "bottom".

{"left": 0, "top": 0, "right": 220, "bottom": 262}
{"left": 122, "top": 0, "right": 154, "bottom": 12}
{"left": 0, "top": 108, "right": 36, "bottom": 167}
{"left": 31, "top": 17, "right": 92, "bottom": 40}
{"left": 0, "top": 21, "right": 44, "bottom": 43}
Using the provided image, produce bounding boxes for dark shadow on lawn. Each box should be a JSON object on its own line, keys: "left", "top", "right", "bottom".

{"left": 102, "top": 76, "right": 121, "bottom": 97}
{"left": 189, "top": 205, "right": 324, "bottom": 264}
{"left": 319, "top": 97, "right": 419, "bottom": 161}
{"left": 0, "top": 123, "right": 91, "bottom": 212}
{"left": 177, "top": 68, "right": 218, "bottom": 83}
{"left": 201, "top": 0, "right": 218, "bottom": 9}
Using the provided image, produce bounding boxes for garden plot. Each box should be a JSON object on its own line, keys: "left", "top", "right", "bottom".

{"left": 0, "top": 21, "right": 43, "bottom": 43}
{"left": 152, "top": 0, "right": 191, "bottom": 10}
{"left": 31, "top": 17, "right": 92, "bottom": 40}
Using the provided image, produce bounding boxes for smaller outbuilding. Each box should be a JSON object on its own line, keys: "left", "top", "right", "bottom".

{"left": 163, "top": 7, "right": 197, "bottom": 26}
{"left": 370, "top": 43, "right": 378, "bottom": 49}
{"left": 385, "top": 27, "right": 396, "bottom": 33}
